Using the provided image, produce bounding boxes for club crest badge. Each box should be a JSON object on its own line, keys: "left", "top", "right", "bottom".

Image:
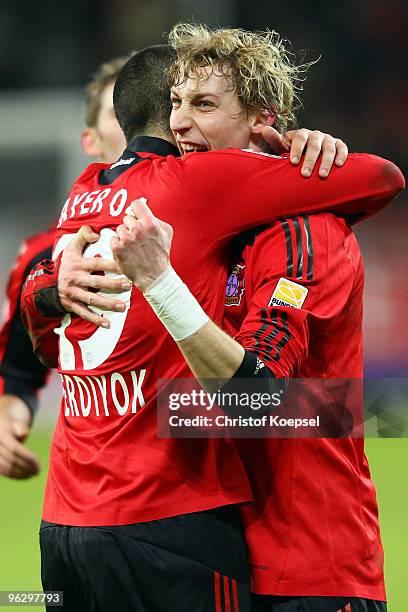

{"left": 225, "top": 264, "right": 245, "bottom": 306}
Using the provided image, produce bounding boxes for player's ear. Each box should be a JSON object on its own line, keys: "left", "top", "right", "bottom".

{"left": 81, "top": 127, "right": 103, "bottom": 158}
{"left": 251, "top": 111, "right": 276, "bottom": 134}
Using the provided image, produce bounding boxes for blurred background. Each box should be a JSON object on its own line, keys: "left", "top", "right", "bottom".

{"left": 0, "top": 0, "right": 406, "bottom": 610}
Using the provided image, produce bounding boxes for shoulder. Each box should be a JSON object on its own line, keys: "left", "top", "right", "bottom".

{"left": 248, "top": 213, "right": 359, "bottom": 288}
{"left": 22, "top": 225, "right": 56, "bottom": 253}
{"left": 77, "top": 161, "right": 109, "bottom": 183}
{"left": 13, "top": 227, "right": 55, "bottom": 283}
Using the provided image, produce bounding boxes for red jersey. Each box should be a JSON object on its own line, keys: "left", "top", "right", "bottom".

{"left": 224, "top": 213, "right": 386, "bottom": 599}
{"left": 21, "top": 137, "right": 403, "bottom": 527}
{"left": 0, "top": 226, "right": 55, "bottom": 415}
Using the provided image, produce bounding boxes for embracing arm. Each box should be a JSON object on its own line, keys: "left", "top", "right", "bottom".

{"left": 182, "top": 151, "right": 405, "bottom": 242}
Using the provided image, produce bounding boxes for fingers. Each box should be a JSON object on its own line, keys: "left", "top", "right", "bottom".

{"left": 0, "top": 456, "right": 39, "bottom": 478}
{"left": 0, "top": 432, "right": 40, "bottom": 478}
{"left": 66, "top": 300, "right": 111, "bottom": 328}
{"left": 299, "top": 130, "right": 325, "bottom": 177}
{"left": 65, "top": 226, "right": 100, "bottom": 254}
{"left": 333, "top": 139, "right": 348, "bottom": 167}
{"left": 285, "top": 129, "right": 349, "bottom": 177}
{"left": 284, "top": 128, "right": 310, "bottom": 165}
{"left": 74, "top": 272, "right": 131, "bottom": 292}
{"left": 256, "top": 126, "right": 288, "bottom": 154}
{"left": 130, "top": 198, "right": 157, "bottom": 224}
{"left": 63, "top": 286, "right": 126, "bottom": 313}
{"left": 0, "top": 456, "right": 36, "bottom": 479}
{"left": 309, "top": 135, "right": 348, "bottom": 178}
{"left": 116, "top": 224, "right": 132, "bottom": 243}
{"left": 120, "top": 213, "right": 159, "bottom": 240}
{"left": 81, "top": 257, "right": 121, "bottom": 274}
{"left": 315, "top": 134, "right": 338, "bottom": 178}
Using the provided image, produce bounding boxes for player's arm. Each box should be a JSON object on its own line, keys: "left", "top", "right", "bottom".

{"left": 20, "top": 227, "right": 130, "bottom": 365}
{"left": 35, "top": 128, "right": 350, "bottom": 325}
{"left": 0, "top": 244, "right": 55, "bottom": 478}
{"left": 111, "top": 205, "right": 353, "bottom": 391}
{"left": 181, "top": 152, "right": 405, "bottom": 241}
{"left": 20, "top": 256, "right": 65, "bottom": 368}
{"left": 0, "top": 244, "right": 54, "bottom": 414}
{"left": 110, "top": 200, "right": 248, "bottom": 388}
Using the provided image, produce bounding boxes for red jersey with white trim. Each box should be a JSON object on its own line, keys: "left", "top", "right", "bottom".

{"left": 224, "top": 213, "right": 386, "bottom": 599}
{"left": 0, "top": 226, "right": 55, "bottom": 414}
{"left": 21, "top": 138, "right": 403, "bottom": 527}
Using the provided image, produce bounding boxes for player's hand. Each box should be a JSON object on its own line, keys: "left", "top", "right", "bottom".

{"left": 257, "top": 126, "right": 348, "bottom": 178}
{"left": 111, "top": 198, "right": 173, "bottom": 293}
{"left": 58, "top": 225, "right": 132, "bottom": 327}
{"left": 0, "top": 395, "right": 40, "bottom": 479}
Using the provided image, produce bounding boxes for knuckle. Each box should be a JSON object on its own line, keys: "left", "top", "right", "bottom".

{"left": 147, "top": 221, "right": 158, "bottom": 234}
{"left": 59, "top": 288, "right": 69, "bottom": 301}
{"left": 297, "top": 131, "right": 309, "bottom": 142}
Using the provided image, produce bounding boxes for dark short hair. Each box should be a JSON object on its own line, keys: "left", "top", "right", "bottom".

{"left": 113, "top": 45, "right": 176, "bottom": 142}
{"left": 84, "top": 53, "right": 134, "bottom": 128}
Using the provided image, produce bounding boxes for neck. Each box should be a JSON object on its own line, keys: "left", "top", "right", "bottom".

{"left": 246, "top": 131, "right": 270, "bottom": 153}
{"left": 131, "top": 128, "right": 176, "bottom": 146}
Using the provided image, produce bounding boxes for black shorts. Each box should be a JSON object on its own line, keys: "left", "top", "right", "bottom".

{"left": 40, "top": 506, "right": 251, "bottom": 612}
{"left": 252, "top": 594, "right": 387, "bottom": 612}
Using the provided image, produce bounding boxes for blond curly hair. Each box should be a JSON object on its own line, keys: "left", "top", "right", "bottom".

{"left": 168, "top": 23, "right": 314, "bottom": 133}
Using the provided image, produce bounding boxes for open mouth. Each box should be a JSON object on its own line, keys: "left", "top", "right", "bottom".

{"left": 179, "top": 142, "right": 209, "bottom": 154}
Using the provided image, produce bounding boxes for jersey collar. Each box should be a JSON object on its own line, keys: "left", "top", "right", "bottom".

{"left": 127, "top": 136, "right": 180, "bottom": 158}
{"left": 98, "top": 136, "right": 180, "bottom": 185}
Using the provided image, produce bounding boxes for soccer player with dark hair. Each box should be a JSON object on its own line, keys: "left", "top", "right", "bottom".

{"left": 21, "top": 34, "right": 403, "bottom": 612}
{"left": 0, "top": 54, "right": 131, "bottom": 480}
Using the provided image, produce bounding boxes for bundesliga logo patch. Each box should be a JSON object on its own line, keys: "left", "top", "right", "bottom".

{"left": 269, "top": 278, "right": 308, "bottom": 309}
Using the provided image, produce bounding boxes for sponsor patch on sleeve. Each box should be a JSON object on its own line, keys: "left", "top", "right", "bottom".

{"left": 268, "top": 278, "right": 308, "bottom": 309}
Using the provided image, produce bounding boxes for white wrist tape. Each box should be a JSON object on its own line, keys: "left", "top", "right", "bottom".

{"left": 143, "top": 267, "right": 209, "bottom": 342}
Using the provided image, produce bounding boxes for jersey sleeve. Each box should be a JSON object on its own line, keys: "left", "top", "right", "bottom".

{"left": 180, "top": 151, "right": 404, "bottom": 246}
{"left": 20, "top": 255, "right": 64, "bottom": 369}
{"left": 0, "top": 236, "right": 54, "bottom": 416}
{"left": 233, "top": 214, "right": 357, "bottom": 378}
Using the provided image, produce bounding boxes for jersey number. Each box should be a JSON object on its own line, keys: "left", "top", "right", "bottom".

{"left": 53, "top": 229, "right": 132, "bottom": 371}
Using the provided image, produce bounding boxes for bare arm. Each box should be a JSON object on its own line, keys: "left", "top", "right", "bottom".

{"left": 177, "top": 320, "right": 245, "bottom": 389}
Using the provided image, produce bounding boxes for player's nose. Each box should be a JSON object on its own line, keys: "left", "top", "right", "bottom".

{"left": 170, "top": 107, "right": 193, "bottom": 135}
